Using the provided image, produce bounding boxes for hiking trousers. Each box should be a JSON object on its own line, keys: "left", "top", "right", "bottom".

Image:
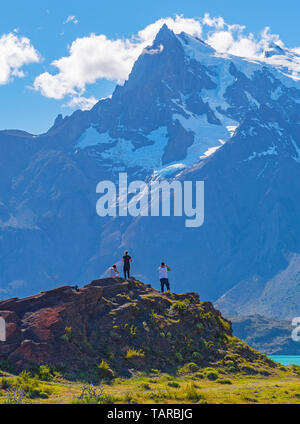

{"left": 160, "top": 278, "right": 170, "bottom": 293}
{"left": 124, "top": 266, "right": 130, "bottom": 280}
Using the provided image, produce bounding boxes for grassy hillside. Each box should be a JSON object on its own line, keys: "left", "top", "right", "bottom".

{"left": 0, "top": 364, "right": 300, "bottom": 404}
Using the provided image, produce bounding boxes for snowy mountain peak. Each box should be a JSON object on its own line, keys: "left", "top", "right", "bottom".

{"left": 264, "top": 42, "right": 286, "bottom": 58}
{"left": 178, "top": 31, "right": 216, "bottom": 55}
{"left": 66, "top": 26, "right": 300, "bottom": 176}
{"left": 152, "top": 24, "right": 179, "bottom": 48}
{"left": 155, "top": 23, "right": 173, "bottom": 38}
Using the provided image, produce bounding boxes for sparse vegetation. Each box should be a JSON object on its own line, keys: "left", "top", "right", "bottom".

{"left": 130, "top": 325, "right": 137, "bottom": 336}
{"left": 98, "top": 361, "right": 114, "bottom": 379}
{"left": 192, "top": 352, "right": 203, "bottom": 361}
{"left": 125, "top": 349, "right": 145, "bottom": 359}
{"left": 184, "top": 383, "right": 205, "bottom": 402}
{"left": 0, "top": 371, "right": 52, "bottom": 402}
{"left": 38, "top": 365, "right": 54, "bottom": 382}
{"left": 205, "top": 370, "right": 219, "bottom": 381}
{"left": 62, "top": 327, "right": 72, "bottom": 343}
{"left": 174, "top": 352, "right": 183, "bottom": 363}
{"left": 178, "top": 362, "right": 199, "bottom": 375}
{"left": 0, "top": 364, "right": 300, "bottom": 404}
{"left": 168, "top": 381, "right": 180, "bottom": 388}
{"left": 172, "top": 300, "right": 189, "bottom": 313}
{"left": 73, "top": 383, "right": 116, "bottom": 404}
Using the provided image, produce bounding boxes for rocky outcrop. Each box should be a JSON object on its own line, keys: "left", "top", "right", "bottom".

{"left": 0, "top": 279, "right": 276, "bottom": 378}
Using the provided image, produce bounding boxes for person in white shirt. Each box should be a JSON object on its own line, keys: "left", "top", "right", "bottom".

{"left": 158, "top": 262, "right": 171, "bottom": 293}
{"left": 107, "top": 264, "right": 120, "bottom": 281}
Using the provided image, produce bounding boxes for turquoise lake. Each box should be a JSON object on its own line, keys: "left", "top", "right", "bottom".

{"left": 269, "top": 355, "right": 300, "bottom": 366}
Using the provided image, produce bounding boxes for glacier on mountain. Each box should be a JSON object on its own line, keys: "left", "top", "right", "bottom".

{"left": 100, "top": 126, "right": 169, "bottom": 169}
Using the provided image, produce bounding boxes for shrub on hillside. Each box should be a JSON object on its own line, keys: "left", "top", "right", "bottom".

{"left": 178, "top": 362, "right": 199, "bottom": 375}
{"left": 184, "top": 383, "right": 205, "bottom": 402}
{"left": 125, "top": 349, "right": 145, "bottom": 359}
{"left": 73, "top": 383, "right": 116, "bottom": 404}
{"left": 98, "top": 360, "right": 114, "bottom": 379}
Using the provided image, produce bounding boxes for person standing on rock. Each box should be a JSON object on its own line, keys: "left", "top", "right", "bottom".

{"left": 122, "top": 251, "right": 133, "bottom": 281}
{"left": 158, "top": 262, "right": 171, "bottom": 293}
{"left": 107, "top": 264, "right": 120, "bottom": 281}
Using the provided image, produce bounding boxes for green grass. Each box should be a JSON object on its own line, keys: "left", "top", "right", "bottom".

{"left": 1, "top": 365, "right": 300, "bottom": 404}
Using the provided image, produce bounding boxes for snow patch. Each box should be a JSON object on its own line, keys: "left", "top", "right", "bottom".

{"left": 267, "top": 122, "right": 284, "bottom": 135}
{"left": 101, "top": 127, "right": 169, "bottom": 169}
{"left": 226, "top": 126, "right": 238, "bottom": 137}
{"left": 271, "top": 86, "right": 283, "bottom": 101}
{"left": 153, "top": 163, "right": 187, "bottom": 177}
{"left": 76, "top": 127, "right": 111, "bottom": 149}
{"left": 257, "top": 161, "right": 269, "bottom": 178}
{"left": 201, "top": 145, "right": 222, "bottom": 159}
{"left": 291, "top": 138, "right": 300, "bottom": 163}
{"left": 245, "top": 145, "right": 278, "bottom": 161}
{"left": 174, "top": 112, "right": 234, "bottom": 165}
{"left": 245, "top": 91, "right": 260, "bottom": 108}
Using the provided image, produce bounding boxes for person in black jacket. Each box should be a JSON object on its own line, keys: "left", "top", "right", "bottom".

{"left": 122, "top": 251, "right": 133, "bottom": 280}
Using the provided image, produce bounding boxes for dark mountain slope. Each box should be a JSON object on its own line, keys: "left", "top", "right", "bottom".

{"left": 227, "top": 314, "right": 300, "bottom": 355}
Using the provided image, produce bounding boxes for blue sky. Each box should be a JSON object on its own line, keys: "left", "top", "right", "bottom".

{"left": 1, "top": 0, "right": 300, "bottom": 134}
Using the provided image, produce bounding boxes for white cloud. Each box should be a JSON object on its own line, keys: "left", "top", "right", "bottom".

{"left": 207, "top": 30, "right": 260, "bottom": 58}
{"left": 33, "top": 13, "right": 300, "bottom": 108}
{"left": 202, "top": 13, "right": 225, "bottom": 29}
{"left": 34, "top": 15, "right": 203, "bottom": 103}
{"left": 0, "top": 32, "right": 40, "bottom": 85}
{"left": 205, "top": 22, "right": 285, "bottom": 59}
{"left": 204, "top": 19, "right": 300, "bottom": 79}
{"left": 64, "top": 15, "right": 78, "bottom": 25}
{"left": 137, "top": 15, "right": 202, "bottom": 42}
{"left": 33, "top": 34, "right": 142, "bottom": 99}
